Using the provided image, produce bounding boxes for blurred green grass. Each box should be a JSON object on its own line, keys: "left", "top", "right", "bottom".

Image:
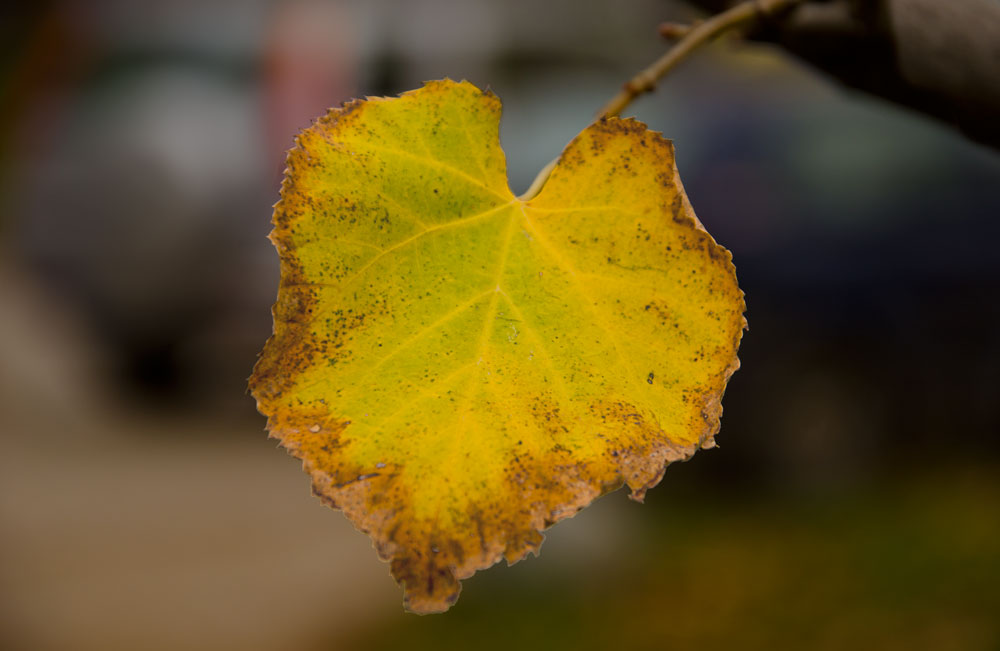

{"left": 334, "top": 466, "right": 1000, "bottom": 651}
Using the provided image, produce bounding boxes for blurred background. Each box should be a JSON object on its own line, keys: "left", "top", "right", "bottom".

{"left": 1, "top": 0, "right": 998, "bottom": 649}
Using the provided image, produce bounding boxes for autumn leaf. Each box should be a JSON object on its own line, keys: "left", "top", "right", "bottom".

{"left": 250, "top": 79, "right": 745, "bottom": 613}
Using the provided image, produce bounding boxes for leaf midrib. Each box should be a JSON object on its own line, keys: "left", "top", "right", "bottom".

{"left": 337, "top": 200, "right": 648, "bottom": 434}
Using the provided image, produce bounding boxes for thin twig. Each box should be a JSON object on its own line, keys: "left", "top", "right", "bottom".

{"left": 658, "top": 21, "right": 699, "bottom": 40}
{"left": 521, "top": 0, "right": 803, "bottom": 202}
{"left": 598, "top": 0, "right": 803, "bottom": 119}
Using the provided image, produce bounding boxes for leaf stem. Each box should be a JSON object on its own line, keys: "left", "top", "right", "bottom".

{"left": 598, "top": 0, "right": 804, "bottom": 119}
{"left": 518, "top": 157, "right": 558, "bottom": 201}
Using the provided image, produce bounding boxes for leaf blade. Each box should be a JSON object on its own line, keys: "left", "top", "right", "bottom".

{"left": 250, "top": 80, "right": 745, "bottom": 613}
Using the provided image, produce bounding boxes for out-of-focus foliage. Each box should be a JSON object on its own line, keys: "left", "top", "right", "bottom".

{"left": 339, "top": 468, "right": 1000, "bottom": 650}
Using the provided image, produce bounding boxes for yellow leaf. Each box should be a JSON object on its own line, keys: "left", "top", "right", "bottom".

{"left": 250, "top": 80, "right": 745, "bottom": 613}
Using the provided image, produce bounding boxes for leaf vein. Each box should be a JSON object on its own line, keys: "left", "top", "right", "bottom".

{"left": 496, "top": 289, "right": 574, "bottom": 408}
{"left": 344, "top": 288, "right": 495, "bottom": 396}
{"left": 282, "top": 201, "right": 516, "bottom": 291}
{"left": 520, "top": 209, "right": 648, "bottom": 396}
{"left": 349, "top": 140, "right": 508, "bottom": 201}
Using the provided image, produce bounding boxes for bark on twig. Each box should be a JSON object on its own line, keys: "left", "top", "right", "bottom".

{"left": 598, "top": 0, "right": 804, "bottom": 119}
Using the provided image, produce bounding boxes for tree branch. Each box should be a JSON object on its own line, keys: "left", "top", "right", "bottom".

{"left": 521, "top": 0, "right": 804, "bottom": 201}
{"left": 598, "top": 0, "right": 804, "bottom": 119}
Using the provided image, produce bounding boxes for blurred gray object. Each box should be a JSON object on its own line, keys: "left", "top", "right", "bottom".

{"left": 685, "top": 0, "right": 1000, "bottom": 147}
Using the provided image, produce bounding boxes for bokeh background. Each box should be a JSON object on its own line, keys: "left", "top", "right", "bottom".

{"left": 2, "top": 1, "right": 998, "bottom": 649}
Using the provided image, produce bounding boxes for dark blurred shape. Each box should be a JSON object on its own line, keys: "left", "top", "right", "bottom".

{"left": 335, "top": 468, "right": 1000, "bottom": 651}
{"left": 672, "top": 60, "right": 1000, "bottom": 488}
{"left": 3, "top": 0, "right": 356, "bottom": 413}
{"left": 686, "top": 0, "right": 1000, "bottom": 148}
